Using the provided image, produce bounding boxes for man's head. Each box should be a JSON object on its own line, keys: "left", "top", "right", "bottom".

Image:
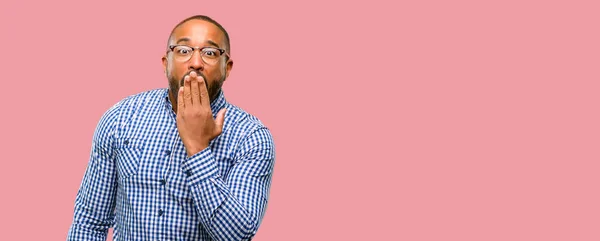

{"left": 162, "top": 15, "right": 233, "bottom": 106}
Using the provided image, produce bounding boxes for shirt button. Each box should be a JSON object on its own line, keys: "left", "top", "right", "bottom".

{"left": 124, "top": 140, "right": 129, "bottom": 145}
{"left": 158, "top": 209, "right": 164, "bottom": 216}
{"left": 185, "top": 170, "right": 192, "bottom": 177}
{"left": 160, "top": 179, "right": 166, "bottom": 185}
{"left": 165, "top": 150, "right": 171, "bottom": 156}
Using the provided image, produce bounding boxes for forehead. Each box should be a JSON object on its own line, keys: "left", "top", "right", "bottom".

{"left": 170, "top": 19, "right": 225, "bottom": 46}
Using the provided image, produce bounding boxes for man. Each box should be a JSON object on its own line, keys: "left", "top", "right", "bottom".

{"left": 67, "top": 15, "right": 275, "bottom": 241}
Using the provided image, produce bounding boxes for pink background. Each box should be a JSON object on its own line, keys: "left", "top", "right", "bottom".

{"left": 1, "top": 0, "right": 599, "bottom": 240}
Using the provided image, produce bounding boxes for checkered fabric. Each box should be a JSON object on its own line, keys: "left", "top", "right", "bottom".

{"left": 67, "top": 88, "right": 275, "bottom": 241}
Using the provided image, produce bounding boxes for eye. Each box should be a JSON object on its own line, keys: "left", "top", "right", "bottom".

{"left": 175, "top": 46, "right": 192, "bottom": 55}
{"left": 203, "top": 48, "right": 219, "bottom": 57}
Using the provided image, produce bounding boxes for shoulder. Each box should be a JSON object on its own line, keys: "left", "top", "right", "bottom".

{"left": 102, "top": 88, "right": 166, "bottom": 119}
{"left": 112, "top": 88, "right": 167, "bottom": 114}
{"left": 94, "top": 88, "right": 166, "bottom": 136}
{"left": 223, "top": 102, "right": 275, "bottom": 153}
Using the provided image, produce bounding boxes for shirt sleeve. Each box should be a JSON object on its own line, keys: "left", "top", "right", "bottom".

{"left": 181, "top": 127, "right": 276, "bottom": 241}
{"left": 67, "top": 103, "right": 120, "bottom": 241}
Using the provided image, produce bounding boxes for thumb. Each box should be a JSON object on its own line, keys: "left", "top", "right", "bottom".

{"left": 215, "top": 108, "right": 227, "bottom": 133}
{"left": 177, "top": 87, "right": 185, "bottom": 115}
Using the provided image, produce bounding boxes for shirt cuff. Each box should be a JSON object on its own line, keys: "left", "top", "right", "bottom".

{"left": 181, "top": 147, "right": 220, "bottom": 185}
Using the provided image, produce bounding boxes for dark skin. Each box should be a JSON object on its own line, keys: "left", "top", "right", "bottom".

{"left": 162, "top": 19, "right": 234, "bottom": 157}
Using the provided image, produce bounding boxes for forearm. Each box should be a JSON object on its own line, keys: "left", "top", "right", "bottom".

{"left": 67, "top": 185, "right": 116, "bottom": 241}
{"left": 67, "top": 218, "right": 111, "bottom": 241}
{"left": 67, "top": 143, "right": 117, "bottom": 241}
{"left": 191, "top": 179, "right": 259, "bottom": 240}
{"left": 182, "top": 148, "right": 268, "bottom": 241}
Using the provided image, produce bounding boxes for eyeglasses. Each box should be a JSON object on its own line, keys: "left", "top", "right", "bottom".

{"left": 167, "top": 45, "right": 230, "bottom": 65}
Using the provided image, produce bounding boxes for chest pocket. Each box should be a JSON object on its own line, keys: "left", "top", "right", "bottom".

{"left": 114, "top": 137, "right": 145, "bottom": 180}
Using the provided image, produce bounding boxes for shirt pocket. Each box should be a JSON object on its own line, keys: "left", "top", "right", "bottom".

{"left": 114, "top": 137, "right": 144, "bottom": 180}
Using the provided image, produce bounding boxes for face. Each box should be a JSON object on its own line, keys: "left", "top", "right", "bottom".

{"left": 162, "top": 19, "right": 233, "bottom": 106}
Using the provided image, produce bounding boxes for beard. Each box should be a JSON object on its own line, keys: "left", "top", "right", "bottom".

{"left": 168, "top": 70, "right": 225, "bottom": 106}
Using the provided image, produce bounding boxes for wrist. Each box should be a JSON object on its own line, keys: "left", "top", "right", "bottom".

{"left": 186, "top": 141, "right": 209, "bottom": 157}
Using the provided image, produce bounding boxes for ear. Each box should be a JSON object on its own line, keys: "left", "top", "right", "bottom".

{"left": 162, "top": 55, "right": 168, "bottom": 74}
{"left": 225, "top": 58, "right": 234, "bottom": 79}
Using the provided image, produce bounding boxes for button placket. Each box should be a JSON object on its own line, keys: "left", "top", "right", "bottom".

{"left": 157, "top": 130, "right": 179, "bottom": 240}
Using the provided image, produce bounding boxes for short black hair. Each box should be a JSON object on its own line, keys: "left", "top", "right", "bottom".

{"left": 167, "top": 15, "right": 231, "bottom": 54}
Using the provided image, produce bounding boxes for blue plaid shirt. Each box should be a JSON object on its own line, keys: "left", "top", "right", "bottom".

{"left": 67, "top": 88, "right": 275, "bottom": 241}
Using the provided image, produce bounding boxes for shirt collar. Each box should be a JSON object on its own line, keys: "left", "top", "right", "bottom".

{"left": 164, "top": 88, "right": 227, "bottom": 117}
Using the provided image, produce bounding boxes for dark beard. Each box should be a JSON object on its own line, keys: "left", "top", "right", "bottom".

{"left": 169, "top": 70, "right": 224, "bottom": 105}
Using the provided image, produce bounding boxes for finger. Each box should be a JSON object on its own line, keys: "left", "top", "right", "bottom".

{"left": 177, "top": 86, "right": 185, "bottom": 114}
{"left": 214, "top": 108, "right": 227, "bottom": 135}
{"left": 198, "top": 75, "right": 210, "bottom": 108}
{"left": 190, "top": 72, "right": 200, "bottom": 107}
{"left": 183, "top": 75, "right": 192, "bottom": 107}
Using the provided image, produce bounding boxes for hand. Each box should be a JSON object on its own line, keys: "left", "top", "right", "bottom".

{"left": 176, "top": 71, "right": 227, "bottom": 157}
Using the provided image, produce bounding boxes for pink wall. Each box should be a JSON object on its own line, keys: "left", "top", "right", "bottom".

{"left": 0, "top": 0, "right": 599, "bottom": 240}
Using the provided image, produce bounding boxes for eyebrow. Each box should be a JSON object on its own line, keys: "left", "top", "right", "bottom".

{"left": 176, "top": 37, "right": 190, "bottom": 44}
{"left": 206, "top": 40, "right": 220, "bottom": 49}
{"left": 174, "top": 38, "right": 221, "bottom": 49}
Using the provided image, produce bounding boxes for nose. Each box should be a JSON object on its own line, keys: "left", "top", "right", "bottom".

{"left": 188, "top": 49, "right": 204, "bottom": 71}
